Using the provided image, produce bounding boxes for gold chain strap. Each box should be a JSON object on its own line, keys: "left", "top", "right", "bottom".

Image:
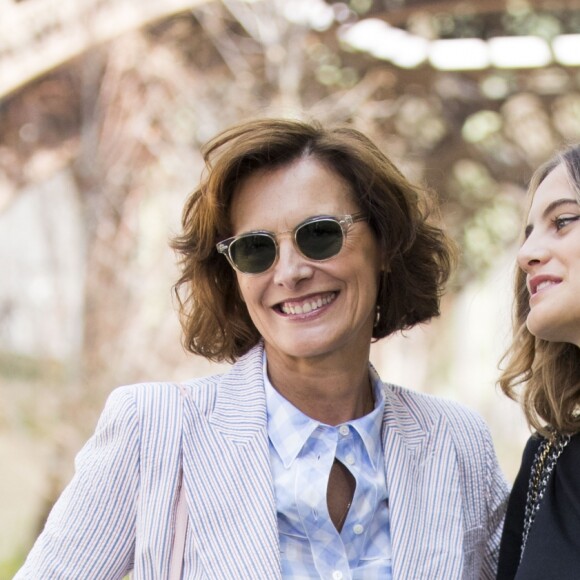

{"left": 530, "top": 439, "right": 552, "bottom": 499}
{"left": 521, "top": 433, "right": 571, "bottom": 562}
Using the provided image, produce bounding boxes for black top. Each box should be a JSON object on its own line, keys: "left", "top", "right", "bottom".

{"left": 497, "top": 433, "right": 580, "bottom": 579}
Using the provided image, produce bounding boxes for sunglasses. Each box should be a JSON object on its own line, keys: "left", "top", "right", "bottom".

{"left": 216, "top": 212, "right": 367, "bottom": 274}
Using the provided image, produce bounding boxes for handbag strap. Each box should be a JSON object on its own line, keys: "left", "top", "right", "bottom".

{"left": 168, "top": 478, "right": 188, "bottom": 579}
{"left": 168, "top": 384, "right": 189, "bottom": 579}
{"left": 520, "top": 431, "right": 570, "bottom": 562}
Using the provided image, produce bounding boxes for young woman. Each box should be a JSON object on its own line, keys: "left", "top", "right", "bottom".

{"left": 498, "top": 144, "right": 580, "bottom": 579}
{"left": 16, "top": 118, "right": 508, "bottom": 579}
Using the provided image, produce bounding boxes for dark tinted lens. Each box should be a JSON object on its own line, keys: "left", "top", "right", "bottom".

{"left": 296, "top": 219, "right": 343, "bottom": 260}
{"left": 230, "top": 234, "right": 276, "bottom": 273}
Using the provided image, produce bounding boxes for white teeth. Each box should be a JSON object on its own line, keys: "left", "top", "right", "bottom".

{"left": 280, "top": 293, "right": 335, "bottom": 315}
{"left": 536, "top": 281, "right": 555, "bottom": 292}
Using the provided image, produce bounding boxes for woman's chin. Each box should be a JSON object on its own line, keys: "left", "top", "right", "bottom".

{"left": 526, "top": 316, "right": 572, "bottom": 345}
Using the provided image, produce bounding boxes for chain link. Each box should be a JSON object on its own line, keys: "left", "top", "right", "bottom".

{"left": 520, "top": 432, "right": 570, "bottom": 562}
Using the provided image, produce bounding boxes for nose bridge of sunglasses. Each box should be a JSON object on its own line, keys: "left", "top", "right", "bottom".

{"left": 275, "top": 230, "right": 304, "bottom": 259}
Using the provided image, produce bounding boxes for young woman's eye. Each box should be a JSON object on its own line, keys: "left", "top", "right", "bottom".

{"left": 553, "top": 215, "right": 580, "bottom": 231}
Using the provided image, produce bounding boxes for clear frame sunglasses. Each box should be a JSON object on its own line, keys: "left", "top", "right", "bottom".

{"left": 216, "top": 212, "right": 367, "bottom": 275}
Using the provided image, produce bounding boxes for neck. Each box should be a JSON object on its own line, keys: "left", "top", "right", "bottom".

{"left": 264, "top": 347, "right": 374, "bottom": 425}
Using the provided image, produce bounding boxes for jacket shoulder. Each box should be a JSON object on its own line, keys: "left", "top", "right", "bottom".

{"left": 383, "top": 383, "right": 499, "bottom": 476}
{"left": 385, "top": 382, "right": 490, "bottom": 436}
{"left": 101, "top": 373, "right": 222, "bottom": 427}
{"left": 109, "top": 346, "right": 262, "bottom": 424}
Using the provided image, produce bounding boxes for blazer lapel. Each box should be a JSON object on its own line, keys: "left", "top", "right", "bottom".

{"left": 181, "top": 345, "right": 282, "bottom": 578}
{"left": 383, "top": 386, "right": 465, "bottom": 579}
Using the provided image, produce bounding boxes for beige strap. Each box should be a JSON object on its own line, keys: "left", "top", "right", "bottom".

{"left": 168, "top": 383, "right": 189, "bottom": 579}
{"left": 168, "top": 477, "right": 187, "bottom": 579}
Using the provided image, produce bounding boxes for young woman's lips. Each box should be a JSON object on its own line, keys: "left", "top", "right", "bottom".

{"left": 529, "top": 275, "right": 561, "bottom": 297}
{"left": 275, "top": 292, "right": 337, "bottom": 316}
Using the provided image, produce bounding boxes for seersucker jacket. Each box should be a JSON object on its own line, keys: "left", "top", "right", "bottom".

{"left": 16, "top": 342, "right": 509, "bottom": 579}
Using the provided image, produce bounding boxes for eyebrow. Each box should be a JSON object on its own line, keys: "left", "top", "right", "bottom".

{"left": 524, "top": 197, "right": 579, "bottom": 238}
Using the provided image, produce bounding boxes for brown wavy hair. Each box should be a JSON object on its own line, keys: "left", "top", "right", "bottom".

{"left": 499, "top": 144, "right": 580, "bottom": 435}
{"left": 171, "top": 117, "right": 454, "bottom": 362}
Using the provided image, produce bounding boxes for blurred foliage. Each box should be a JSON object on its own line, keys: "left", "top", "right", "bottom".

{"left": 3, "top": 3, "right": 580, "bottom": 281}
{"left": 0, "top": 552, "right": 25, "bottom": 579}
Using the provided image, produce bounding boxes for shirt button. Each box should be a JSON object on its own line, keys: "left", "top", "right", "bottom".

{"left": 345, "top": 453, "right": 355, "bottom": 465}
{"left": 339, "top": 425, "right": 349, "bottom": 436}
{"left": 353, "top": 524, "right": 364, "bottom": 535}
{"left": 332, "top": 572, "right": 343, "bottom": 580}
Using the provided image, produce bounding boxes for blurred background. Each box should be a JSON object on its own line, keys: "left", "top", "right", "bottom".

{"left": 1, "top": 0, "right": 580, "bottom": 574}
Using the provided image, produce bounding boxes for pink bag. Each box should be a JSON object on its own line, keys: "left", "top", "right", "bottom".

{"left": 168, "top": 479, "right": 187, "bottom": 579}
{"left": 168, "top": 384, "right": 189, "bottom": 579}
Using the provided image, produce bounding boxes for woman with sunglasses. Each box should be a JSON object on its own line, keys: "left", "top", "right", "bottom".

{"left": 497, "top": 145, "right": 580, "bottom": 580}
{"left": 17, "top": 118, "right": 508, "bottom": 579}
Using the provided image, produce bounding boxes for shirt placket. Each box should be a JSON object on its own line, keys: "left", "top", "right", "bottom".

{"left": 336, "top": 425, "right": 377, "bottom": 566}
{"left": 296, "top": 426, "right": 352, "bottom": 580}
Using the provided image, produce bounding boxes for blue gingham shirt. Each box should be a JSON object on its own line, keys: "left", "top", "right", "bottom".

{"left": 264, "top": 358, "right": 392, "bottom": 580}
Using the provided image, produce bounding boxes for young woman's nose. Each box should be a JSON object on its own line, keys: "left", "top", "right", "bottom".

{"left": 272, "top": 238, "right": 313, "bottom": 288}
{"left": 517, "top": 232, "right": 550, "bottom": 272}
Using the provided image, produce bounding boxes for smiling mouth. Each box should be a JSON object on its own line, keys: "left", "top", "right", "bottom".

{"left": 277, "top": 292, "right": 337, "bottom": 315}
{"left": 531, "top": 280, "right": 560, "bottom": 295}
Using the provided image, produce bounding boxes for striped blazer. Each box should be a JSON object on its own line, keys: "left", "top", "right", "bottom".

{"left": 16, "top": 343, "right": 509, "bottom": 579}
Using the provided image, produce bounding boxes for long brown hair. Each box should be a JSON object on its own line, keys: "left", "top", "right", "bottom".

{"left": 172, "top": 117, "right": 454, "bottom": 362}
{"left": 499, "top": 144, "right": 580, "bottom": 435}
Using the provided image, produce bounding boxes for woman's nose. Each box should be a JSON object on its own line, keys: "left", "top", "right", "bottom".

{"left": 272, "top": 238, "right": 313, "bottom": 288}
{"left": 517, "top": 232, "right": 550, "bottom": 272}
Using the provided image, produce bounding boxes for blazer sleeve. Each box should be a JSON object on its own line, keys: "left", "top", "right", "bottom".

{"left": 496, "top": 435, "right": 541, "bottom": 579}
{"left": 481, "top": 421, "right": 511, "bottom": 579}
{"left": 15, "top": 386, "right": 140, "bottom": 580}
